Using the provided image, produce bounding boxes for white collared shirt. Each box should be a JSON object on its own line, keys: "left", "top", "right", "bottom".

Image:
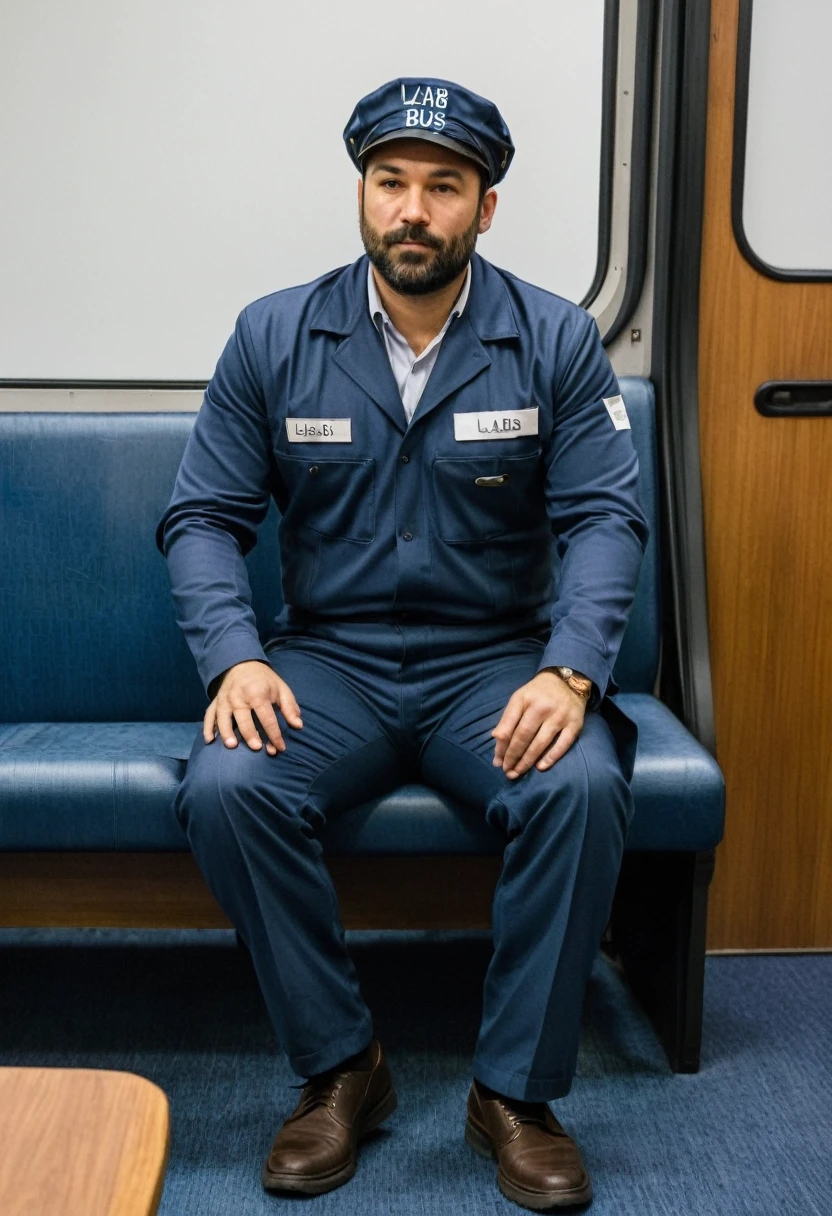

{"left": 367, "top": 261, "right": 472, "bottom": 425}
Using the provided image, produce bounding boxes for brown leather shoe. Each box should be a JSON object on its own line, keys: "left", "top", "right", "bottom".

{"left": 261, "top": 1039, "right": 396, "bottom": 1194}
{"left": 465, "top": 1079, "right": 592, "bottom": 1210}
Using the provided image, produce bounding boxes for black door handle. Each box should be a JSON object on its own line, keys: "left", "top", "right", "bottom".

{"left": 755, "top": 381, "right": 832, "bottom": 417}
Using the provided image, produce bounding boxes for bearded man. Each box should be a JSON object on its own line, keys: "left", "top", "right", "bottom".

{"left": 157, "top": 76, "right": 648, "bottom": 1210}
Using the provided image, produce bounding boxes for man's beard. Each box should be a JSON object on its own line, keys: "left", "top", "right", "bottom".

{"left": 359, "top": 204, "right": 479, "bottom": 296}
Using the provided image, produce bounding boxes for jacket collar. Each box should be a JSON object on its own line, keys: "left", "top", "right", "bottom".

{"left": 310, "top": 252, "right": 519, "bottom": 434}
{"left": 309, "top": 252, "right": 520, "bottom": 343}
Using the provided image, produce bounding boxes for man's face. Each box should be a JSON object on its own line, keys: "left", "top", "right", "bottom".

{"left": 358, "top": 139, "right": 497, "bottom": 296}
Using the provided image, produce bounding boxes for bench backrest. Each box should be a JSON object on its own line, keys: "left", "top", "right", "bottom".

{"left": 0, "top": 377, "right": 659, "bottom": 721}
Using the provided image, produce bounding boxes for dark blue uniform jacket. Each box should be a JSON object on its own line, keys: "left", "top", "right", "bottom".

{"left": 156, "top": 252, "right": 650, "bottom": 722}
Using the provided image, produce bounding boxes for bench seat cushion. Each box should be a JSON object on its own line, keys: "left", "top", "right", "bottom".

{"left": 0, "top": 693, "right": 724, "bottom": 854}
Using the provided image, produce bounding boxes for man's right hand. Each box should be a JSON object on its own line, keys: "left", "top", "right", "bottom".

{"left": 203, "top": 660, "right": 303, "bottom": 755}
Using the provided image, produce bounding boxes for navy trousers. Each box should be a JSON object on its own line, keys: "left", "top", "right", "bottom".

{"left": 174, "top": 621, "right": 636, "bottom": 1102}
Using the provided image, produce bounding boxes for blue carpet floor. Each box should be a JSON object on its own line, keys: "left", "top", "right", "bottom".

{"left": 1, "top": 929, "right": 830, "bottom": 1215}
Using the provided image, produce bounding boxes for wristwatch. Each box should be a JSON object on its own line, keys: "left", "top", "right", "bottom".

{"left": 549, "top": 666, "right": 593, "bottom": 703}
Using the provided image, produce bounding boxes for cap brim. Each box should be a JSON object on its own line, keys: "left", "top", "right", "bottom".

{"left": 358, "top": 129, "right": 490, "bottom": 177}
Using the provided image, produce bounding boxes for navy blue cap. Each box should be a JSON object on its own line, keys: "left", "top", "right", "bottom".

{"left": 343, "top": 78, "right": 515, "bottom": 188}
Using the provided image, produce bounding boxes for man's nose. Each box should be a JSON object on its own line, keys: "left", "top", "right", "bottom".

{"left": 397, "top": 188, "right": 431, "bottom": 227}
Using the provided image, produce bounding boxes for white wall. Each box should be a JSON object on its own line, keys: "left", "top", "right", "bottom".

{"left": 0, "top": 0, "right": 604, "bottom": 380}
{"left": 742, "top": 0, "right": 832, "bottom": 272}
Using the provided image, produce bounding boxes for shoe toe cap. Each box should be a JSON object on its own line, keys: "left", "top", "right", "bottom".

{"left": 509, "top": 1145, "right": 589, "bottom": 1195}
{"left": 266, "top": 1130, "right": 346, "bottom": 1178}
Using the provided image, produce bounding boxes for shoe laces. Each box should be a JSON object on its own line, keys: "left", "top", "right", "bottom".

{"left": 493, "top": 1095, "right": 549, "bottom": 1130}
{"left": 290, "top": 1070, "right": 347, "bottom": 1114}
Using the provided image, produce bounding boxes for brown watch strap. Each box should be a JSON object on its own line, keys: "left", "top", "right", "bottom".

{"left": 549, "top": 666, "right": 593, "bottom": 701}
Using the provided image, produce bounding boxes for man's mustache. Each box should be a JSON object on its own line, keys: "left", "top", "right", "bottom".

{"left": 384, "top": 227, "right": 443, "bottom": 251}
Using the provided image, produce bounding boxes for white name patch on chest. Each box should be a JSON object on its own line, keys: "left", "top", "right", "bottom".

{"left": 285, "top": 418, "right": 352, "bottom": 443}
{"left": 454, "top": 408, "right": 539, "bottom": 441}
{"left": 603, "top": 395, "right": 631, "bottom": 430}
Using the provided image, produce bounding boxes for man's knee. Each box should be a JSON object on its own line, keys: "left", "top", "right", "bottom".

{"left": 505, "top": 720, "right": 631, "bottom": 837}
{"left": 175, "top": 734, "right": 289, "bottom": 839}
{"left": 576, "top": 732, "right": 633, "bottom": 832}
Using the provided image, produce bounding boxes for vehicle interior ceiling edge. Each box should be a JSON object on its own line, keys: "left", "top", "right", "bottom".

{"left": 580, "top": 0, "right": 620, "bottom": 311}
{"left": 0, "top": 380, "right": 209, "bottom": 390}
{"left": 598, "top": 0, "right": 657, "bottom": 347}
{"left": 586, "top": 0, "right": 640, "bottom": 337}
{"left": 0, "top": 386, "right": 206, "bottom": 412}
{"left": 650, "top": 0, "right": 717, "bottom": 756}
{"left": 731, "top": 0, "right": 832, "bottom": 283}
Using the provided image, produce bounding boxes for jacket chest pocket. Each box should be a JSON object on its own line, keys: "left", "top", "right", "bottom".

{"left": 431, "top": 448, "right": 543, "bottom": 544}
{"left": 274, "top": 451, "right": 375, "bottom": 543}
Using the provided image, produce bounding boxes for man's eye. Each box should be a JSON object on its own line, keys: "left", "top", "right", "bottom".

{"left": 382, "top": 180, "right": 401, "bottom": 189}
{"left": 433, "top": 184, "right": 453, "bottom": 193}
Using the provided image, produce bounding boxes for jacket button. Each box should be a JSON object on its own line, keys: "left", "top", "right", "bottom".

{"left": 402, "top": 531, "right": 413, "bottom": 541}
{"left": 309, "top": 465, "right": 319, "bottom": 475}
{"left": 401, "top": 454, "right": 410, "bottom": 463}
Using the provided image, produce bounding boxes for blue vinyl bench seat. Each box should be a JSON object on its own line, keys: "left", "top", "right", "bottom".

{"left": 0, "top": 377, "right": 725, "bottom": 861}
{"left": 0, "top": 695, "right": 723, "bottom": 854}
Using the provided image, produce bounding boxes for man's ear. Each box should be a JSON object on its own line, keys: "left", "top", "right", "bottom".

{"left": 357, "top": 177, "right": 363, "bottom": 211}
{"left": 478, "top": 189, "right": 498, "bottom": 236}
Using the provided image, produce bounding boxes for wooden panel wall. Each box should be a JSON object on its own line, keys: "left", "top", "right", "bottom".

{"left": 701, "top": 0, "right": 832, "bottom": 948}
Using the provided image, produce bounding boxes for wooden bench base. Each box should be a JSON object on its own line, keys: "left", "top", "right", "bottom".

{"left": 0, "top": 853, "right": 502, "bottom": 930}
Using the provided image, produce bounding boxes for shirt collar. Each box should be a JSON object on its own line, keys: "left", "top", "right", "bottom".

{"left": 367, "top": 260, "right": 472, "bottom": 335}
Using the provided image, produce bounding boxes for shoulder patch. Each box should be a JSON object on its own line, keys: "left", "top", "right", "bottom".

{"left": 603, "top": 394, "right": 631, "bottom": 431}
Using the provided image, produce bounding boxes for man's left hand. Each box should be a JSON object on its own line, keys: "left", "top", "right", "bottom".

{"left": 492, "top": 671, "right": 589, "bottom": 780}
